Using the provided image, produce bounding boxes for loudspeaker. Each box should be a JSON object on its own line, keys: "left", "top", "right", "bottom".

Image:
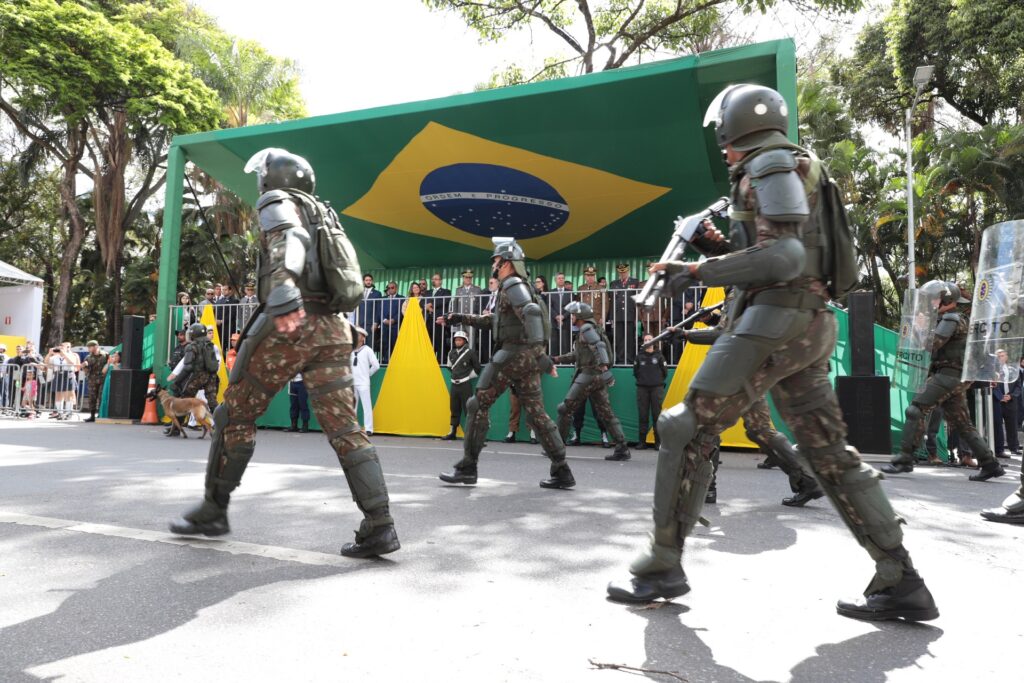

{"left": 847, "top": 291, "right": 875, "bottom": 376}
{"left": 836, "top": 375, "right": 891, "bottom": 454}
{"left": 107, "top": 369, "right": 150, "bottom": 420}
{"left": 121, "top": 315, "right": 145, "bottom": 370}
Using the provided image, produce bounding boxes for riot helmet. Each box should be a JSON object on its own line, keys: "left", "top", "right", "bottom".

{"left": 189, "top": 323, "right": 208, "bottom": 340}
{"left": 703, "top": 84, "right": 790, "bottom": 151}
{"left": 244, "top": 147, "right": 315, "bottom": 194}
{"left": 491, "top": 237, "right": 527, "bottom": 279}
{"left": 564, "top": 301, "right": 594, "bottom": 321}
{"left": 920, "top": 280, "right": 968, "bottom": 307}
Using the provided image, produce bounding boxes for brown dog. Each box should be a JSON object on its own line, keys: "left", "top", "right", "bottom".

{"left": 150, "top": 386, "right": 214, "bottom": 439}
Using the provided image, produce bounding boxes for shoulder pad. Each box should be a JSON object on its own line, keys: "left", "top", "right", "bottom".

{"left": 258, "top": 191, "right": 304, "bottom": 233}
{"left": 940, "top": 312, "right": 961, "bottom": 323}
{"left": 580, "top": 324, "right": 601, "bottom": 344}
{"left": 501, "top": 277, "right": 533, "bottom": 307}
{"left": 747, "top": 149, "right": 799, "bottom": 178}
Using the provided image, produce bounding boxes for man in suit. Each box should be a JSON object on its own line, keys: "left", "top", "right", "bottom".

{"left": 379, "top": 281, "right": 404, "bottom": 364}
{"left": 355, "top": 274, "right": 382, "bottom": 353}
{"left": 993, "top": 348, "right": 1021, "bottom": 457}
{"left": 608, "top": 263, "right": 640, "bottom": 364}
{"left": 426, "top": 272, "right": 452, "bottom": 362}
{"left": 549, "top": 272, "right": 574, "bottom": 357}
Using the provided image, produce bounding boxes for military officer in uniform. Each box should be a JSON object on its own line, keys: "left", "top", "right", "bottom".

{"left": 551, "top": 301, "right": 630, "bottom": 461}
{"left": 443, "top": 330, "right": 480, "bottom": 440}
{"left": 609, "top": 263, "right": 640, "bottom": 364}
{"left": 453, "top": 269, "right": 484, "bottom": 342}
{"left": 607, "top": 84, "right": 938, "bottom": 623}
{"left": 169, "top": 147, "right": 399, "bottom": 559}
{"left": 168, "top": 327, "right": 189, "bottom": 371}
{"left": 169, "top": 323, "right": 221, "bottom": 437}
{"left": 882, "top": 280, "right": 1005, "bottom": 482}
{"left": 82, "top": 340, "right": 108, "bottom": 423}
{"left": 437, "top": 237, "right": 576, "bottom": 489}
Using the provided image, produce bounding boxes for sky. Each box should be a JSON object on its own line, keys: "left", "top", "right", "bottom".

{"left": 194, "top": 0, "right": 873, "bottom": 118}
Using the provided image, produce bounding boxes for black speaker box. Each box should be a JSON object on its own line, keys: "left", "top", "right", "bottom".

{"left": 121, "top": 315, "right": 145, "bottom": 370}
{"left": 108, "top": 369, "right": 151, "bottom": 420}
{"left": 847, "top": 291, "right": 876, "bottom": 376}
{"left": 836, "top": 375, "right": 892, "bottom": 454}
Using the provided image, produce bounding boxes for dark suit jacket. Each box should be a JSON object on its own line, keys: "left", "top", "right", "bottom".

{"left": 994, "top": 371, "right": 1022, "bottom": 402}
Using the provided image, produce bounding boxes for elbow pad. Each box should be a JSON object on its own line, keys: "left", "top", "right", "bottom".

{"left": 699, "top": 236, "right": 806, "bottom": 287}
{"left": 686, "top": 328, "right": 722, "bottom": 345}
{"left": 266, "top": 284, "right": 302, "bottom": 316}
{"left": 748, "top": 150, "right": 810, "bottom": 222}
{"left": 933, "top": 313, "right": 959, "bottom": 341}
{"left": 522, "top": 302, "right": 545, "bottom": 345}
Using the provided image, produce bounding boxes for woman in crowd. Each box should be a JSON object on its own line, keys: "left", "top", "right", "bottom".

{"left": 401, "top": 281, "right": 424, "bottom": 317}
{"left": 97, "top": 351, "right": 121, "bottom": 420}
{"left": 46, "top": 343, "right": 79, "bottom": 419}
{"left": 173, "top": 292, "right": 198, "bottom": 330}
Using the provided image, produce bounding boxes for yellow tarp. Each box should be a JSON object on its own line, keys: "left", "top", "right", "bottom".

{"left": 0, "top": 335, "right": 26, "bottom": 354}
{"left": 655, "top": 287, "right": 758, "bottom": 449}
{"left": 199, "top": 305, "right": 230, "bottom": 404}
{"left": 372, "top": 298, "right": 452, "bottom": 436}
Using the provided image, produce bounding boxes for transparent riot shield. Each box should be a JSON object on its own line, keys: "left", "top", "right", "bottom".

{"left": 963, "top": 221, "right": 1024, "bottom": 383}
{"left": 894, "top": 289, "right": 937, "bottom": 393}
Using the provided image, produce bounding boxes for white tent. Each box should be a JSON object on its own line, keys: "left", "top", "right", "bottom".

{"left": 0, "top": 260, "right": 44, "bottom": 347}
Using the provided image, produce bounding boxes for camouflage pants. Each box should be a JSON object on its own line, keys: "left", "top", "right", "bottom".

{"left": 896, "top": 370, "right": 994, "bottom": 465}
{"left": 460, "top": 346, "right": 566, "bottom": 470}
{"left": 741, "top": 397, "right": 818, "bottom": 493}
{"left": 210, "top": 313, "right": 390, "bottom": 523}
{"left": 557, "top": 374, "right": 626, "bottom": 447}
{"left": 87, "top": 378, "right": 104, "bottom": 413}
{"left": 181, "top": 371, "right": 220, "bottom": 412}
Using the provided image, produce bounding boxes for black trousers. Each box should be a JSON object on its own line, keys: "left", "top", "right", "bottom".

{"left": 636, "top": 384, "right": 665, "bottom": 443}
{"left": 613, "top": 321, "right": 637, "bottom": 364}
{"left": 450, "top": 380, "right": 473, "bottom": 427}
{"left": 994, "top": 396, "right": 1020, "bottom": 453}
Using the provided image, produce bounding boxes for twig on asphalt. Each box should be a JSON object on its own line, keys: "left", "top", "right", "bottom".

{"left": 588, "top": 658, "right": 688, "bottom": 681}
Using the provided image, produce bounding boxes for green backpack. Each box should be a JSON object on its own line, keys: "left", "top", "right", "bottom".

{"left": 287, "top": 189, "right": 364, "bottom": 313}
{"left": 805, "top": 152, "right": 859, "bottom": 299}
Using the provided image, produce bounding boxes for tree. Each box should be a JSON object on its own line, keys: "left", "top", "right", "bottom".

{"left": 0, "top": 0, "right": 221, "bottom": 344}
{"left": 426, "top": 0, "right": 863, "bottom": 85}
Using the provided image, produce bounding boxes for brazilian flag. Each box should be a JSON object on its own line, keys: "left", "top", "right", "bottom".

{"left": 177, "top": 39, "right": 796, "bottom": 268}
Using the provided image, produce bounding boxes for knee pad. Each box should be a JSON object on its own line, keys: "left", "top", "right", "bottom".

{"left": 340, "top": 446, "right": 389, "bottom": 513}
{"left": 466, "top": 396, "right": 480, "bottom": 416}
{"left": 905, "top": 403, "right": 924, "bottom": 424}
{"left": 657, "top": 402, "right": 698, "bottom": 446}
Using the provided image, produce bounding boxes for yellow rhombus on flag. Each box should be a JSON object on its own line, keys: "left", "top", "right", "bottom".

{"left": 656, "top": 287, "right": 758, "bottom": 449}
{"left": 199, "top": 304, "right": 230, "bottom": 405}
{"left": 372, "top": 298, "right": 452, "bottom": 437}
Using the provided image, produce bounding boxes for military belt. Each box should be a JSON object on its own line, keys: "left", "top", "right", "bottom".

{"left": 750, "top": 289, "right": 827, "bottom": 310}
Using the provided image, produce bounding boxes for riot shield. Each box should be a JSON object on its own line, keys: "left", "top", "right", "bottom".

{"left": 894, "top": 289, "right": 937, "bottom": 393}
{"left": 963, "top": 221, "right": 1024, "bottom": 383}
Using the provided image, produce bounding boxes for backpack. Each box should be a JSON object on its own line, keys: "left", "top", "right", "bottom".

{"left": 807, "top": 155, "right": 859, "bottom": 299}
{"left": 286, "top": 189, "right": 363, "bottom": 313}
{"left": 202, "top": 341, "right": 219, "bottom": 373}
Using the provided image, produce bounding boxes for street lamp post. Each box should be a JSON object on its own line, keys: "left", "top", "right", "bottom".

{"left": 906, "top": 65, "right": 935, "bottom": 291}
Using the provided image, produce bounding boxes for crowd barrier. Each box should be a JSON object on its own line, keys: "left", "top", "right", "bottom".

{"left": 0, "top": 361, "right": 85, "bottom": 420}
{"left": 167, "top": 286, "right": 710, "bottom": 369}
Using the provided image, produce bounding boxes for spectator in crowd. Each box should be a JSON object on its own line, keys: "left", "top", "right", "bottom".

{"left": 418, "top": 278, "right": 429, "bottom": 296}
{"left": 633, "top": 334, "right": 668, "bottom": 450}
{"left": 479, "top": 276, "right": 499, "bottom": 363}
{"left": 548, "top": 273, "right": 573, "bottom": 357}
{"left": 213, "top": 283, "right": 223, "bottom": 299}
{"left": 226, "top": 333, "right": 240, "bottom": 372}
{"left": 173, "top": 292, "right": 198, "bottom": 330}
{"left": 239, "top": 281, "right": 258, "bottom": 332}
{"left": 8, "top": 347, "right": 39, "bottom": 417}
{"left": 0, "top": 344, "right": 9, "bottom": 408}
{"left": 23, "top": 341, "right": 42, "bottom": 363}
{"left": 993, "top": 348, "right": 1021, "bottom": 457}
{"left": 97, "top": 351, "right": 121, "bottom": 420}
{"left": 597, "top": 276, "right": 608, "bottom": 288}
{"left": 221, "top": 283, "right": 241, "bottom": 335}
{"left": 352, "top": 326, "right": 380, "bottom": 435}
{"left": 452, "top": 270, "right": 483, "bottom": 340}
{"left": 578, "top": 266, "right": 607, "bottom": 329}
{"left": 426, "top": 272, "right": 451, "bottom": 362}
{"left": 200, "top": 287, "right": 217, "bottom": 316}
{"left": 379, "top": 281, "right": 403, "bottom": 363}
{"left": 609, "top": 263, "right": 640, "bottom": 364}
{"left": 401, "top": 282, "right": 424, "bottom": 317}
{"left": 46, "top": 343, "right": 79, "bottom": 420}
{"left": 355, "top": 273, "right": 382, "bottom": 351}
{"left": 287, "top": 372, "right": 310, "bottom": 433}
{"left": 21, "top": 365, "right": 39, "bottom": 418}
{"left": 505, "top": 387, "right": 537, "bottom": 444}
{"left": 443, "top": 330, "right": 479, "bottom": 441}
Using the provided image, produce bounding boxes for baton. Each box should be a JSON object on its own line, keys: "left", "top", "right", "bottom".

{"left": 644, "top": 302, "right": 725, "bottom": 347}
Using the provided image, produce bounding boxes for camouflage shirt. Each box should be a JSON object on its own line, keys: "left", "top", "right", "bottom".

{"left": 83, "top": 352, "right": 108, "bottom": 382}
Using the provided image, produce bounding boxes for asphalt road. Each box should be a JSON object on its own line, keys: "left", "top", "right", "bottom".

{"left": 0, "top": 420, "right": 1021, "bottom": 682}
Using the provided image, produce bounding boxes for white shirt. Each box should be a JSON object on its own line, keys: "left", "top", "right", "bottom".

{"left": 351, "top": 344, "right": 380, "bottom": 386}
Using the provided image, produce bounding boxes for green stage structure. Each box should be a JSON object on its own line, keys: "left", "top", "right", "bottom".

{"left": 153, "top": 39, "right": 928, "bottom": 453}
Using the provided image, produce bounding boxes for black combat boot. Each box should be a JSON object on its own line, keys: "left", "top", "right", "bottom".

{"left": 340, "top": 519, "right": 400, "bottom": 558}
{"left": 636, "top": 430, "right": 648, "bottom": 450}
{"left": 607, "top": 565, "right": 690, "bottom": 604}
{"left": 540, "top": 464, "right": 576, "bottom": 489}
{"left": 981, "top": 508, "right": 1024, "bottom": 525}
{"left": 300, "top": 420, "right": 309, "bottom": 433}
{"left": 836, "top": 570, "right": 939, "bottom": 622}
{"left": 881, "top": 454, "right": 914, "bottom": 474}
{"left": 757, "top": 455, "right": 780, "bottom": 469}
{"left": 441, "top": 426, "right": 457, "bottom": 441}
{"left": 84, "top": 412, "right": 96, "bottom": 423}
{"left": 605, "top": 444, "right": 631, "bottom": 461}
{"left": 782, "top": 486, "right": 825, "bottom": 507}
{"left": 566, "top": 433, "right": 581, "bottom": 446}
{"left": 705, "top": 486, "right": 717, "bottom": 504}
{"left": 503, "top": 432, "right": 516, "bottom": 443}
{"left": 164, "top": 425, "right": 181, "bottom": 438}
{"left": 969, "top": 461, "right": 1006, "bottom": 481}
{"left": 168, "top": 498, "right": 230, "bottom": 537}
{"left": 286, "top": 419, "right": 299, "bottom": 433}
{"left": 439, "top": 465, "right": 478, "bottom": 485}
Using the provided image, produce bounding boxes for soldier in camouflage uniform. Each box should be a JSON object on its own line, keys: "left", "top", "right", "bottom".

{"left": 82, "top": 340, "right": 108, "bottom": 423}
{"left": 882, "top": 280, "right": 1005, "bottom": 482}
{"left": 169, "top": 323, "right": 221, "bottom": 437}
{"left": 170, "top": 148, "right": 399, "bottom": 559}
{"left": 608, "top": 84, "right": 938, "bottom": 623}
{"left": 676, "top": 290, "right": 824, "bottom": 507}
{"left": 552, "top": 301, "right": 631, "bottom": 462}
{"left": 438, "top": 237, "right": 576, "bottom": 489}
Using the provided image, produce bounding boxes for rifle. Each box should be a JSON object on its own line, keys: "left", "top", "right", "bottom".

{"left": 634, "top": 197, "right": 730, "bottom": 311}
{"left": 644, "top": 301, "right": 725, "bottom": 347}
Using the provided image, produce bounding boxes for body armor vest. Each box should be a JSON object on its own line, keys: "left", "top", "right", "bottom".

{"left": 932, "top": 313, "right": 969, "bottom": 371}
{"left": 574, "top": 322, "right": 611, "bottom": 372}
